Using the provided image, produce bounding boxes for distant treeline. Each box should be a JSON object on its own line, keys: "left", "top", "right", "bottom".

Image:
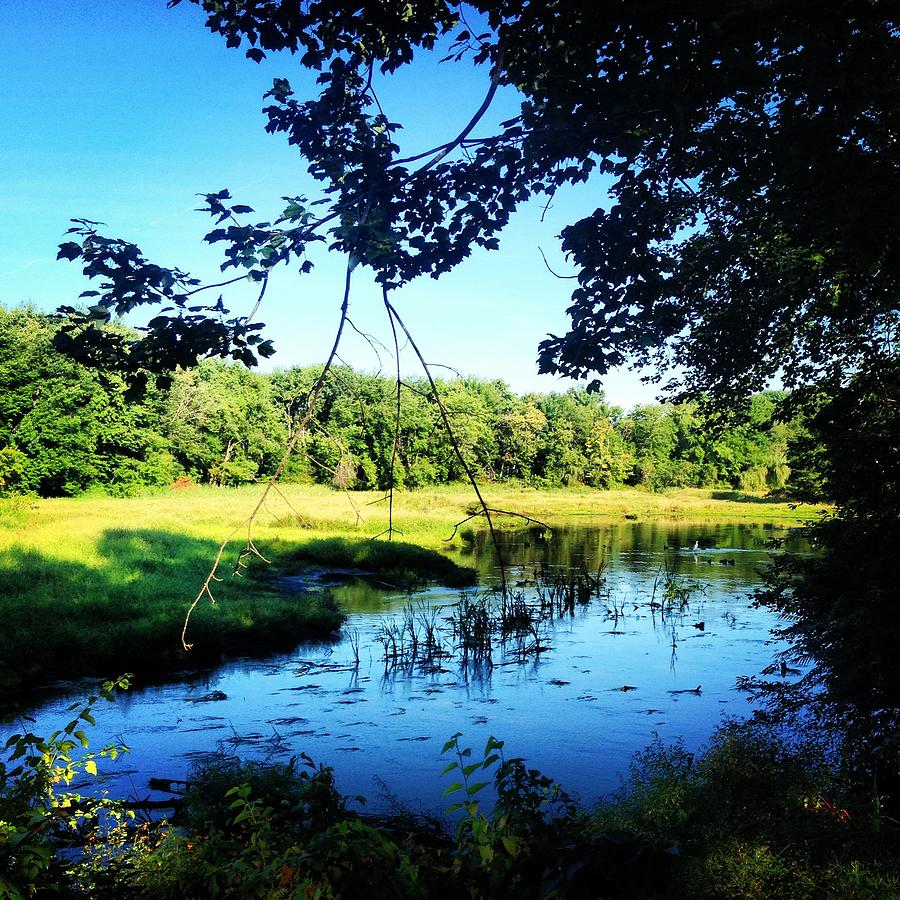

{"left": 0, "top": 306, "right": 812, "bottom": 497}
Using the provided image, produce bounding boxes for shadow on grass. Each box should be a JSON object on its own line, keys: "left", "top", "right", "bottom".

{"left": 0, "top": 529, "right": 344, "bottom": 697}
{"left": 710, "top": 490, "right": 792, "bottom": 504}
{"left": 274, "top": 536, "right": 478, "bottom": 588}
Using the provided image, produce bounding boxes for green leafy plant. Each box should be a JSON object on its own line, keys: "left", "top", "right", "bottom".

{"left": 441, "top": 733, "right": 581, "bottom": 897}
{"left": 0, "top": 674, "right": 131, "bottom": 897}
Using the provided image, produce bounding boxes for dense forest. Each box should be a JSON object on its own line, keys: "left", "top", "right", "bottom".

{"left": 0, "top": 305, "right": 809, "bottom": 498}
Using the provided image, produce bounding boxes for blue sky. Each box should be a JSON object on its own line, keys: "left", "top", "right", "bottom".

{"left": 1, "top": 0, "right": 657, "bottom": 408}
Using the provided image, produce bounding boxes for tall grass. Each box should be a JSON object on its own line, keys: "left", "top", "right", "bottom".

{"left": 0, "top": 484, "right": 820, "bottom": 696}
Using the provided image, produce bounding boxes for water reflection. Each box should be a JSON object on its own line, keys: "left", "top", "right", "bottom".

{"left": 4, "top": 523, "right": 802, "bottom": 815}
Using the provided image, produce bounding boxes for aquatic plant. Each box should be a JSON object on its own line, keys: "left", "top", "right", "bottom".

{"left": 451, "top": 594, "right": 494, "bottom": 660}
{"left": 651, "top": 562, "right": 704, "bottom": 616}
{"left": 535, "top": 559, "right": 606, "bottom": 619}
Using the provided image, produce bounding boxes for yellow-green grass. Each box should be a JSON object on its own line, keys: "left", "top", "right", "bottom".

{"left": 0, "top": 484, "right": 824, "bottom": 696}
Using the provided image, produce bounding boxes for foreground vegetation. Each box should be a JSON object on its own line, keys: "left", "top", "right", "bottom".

{"left": 0, "top": 484, "right": 821, "bottom": 694}
{"left": 2, "top": 680, "right": 898, "bottom": 898}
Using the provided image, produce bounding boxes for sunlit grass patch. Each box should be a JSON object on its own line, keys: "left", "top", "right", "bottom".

{"left": 272, "top": 536, "right": 477, "bottom": 587}
{"left": 0, "top": 484, "right": 823, "bottom": 694}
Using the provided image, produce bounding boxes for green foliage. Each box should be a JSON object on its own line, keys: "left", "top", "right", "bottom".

{"left": 0, "top": 448, "right": 25, "bottom": 495}
{"left": 598, "top": 721, "right": 899, "bottom": 899}
{"left": 0, "top": 316, "right": 807, "bottom": 498}
{"left": 606, "top": 722, "right": 838, "bottom": 852}
{"left": 163, "top": 360, "right": 286, "bottom": 485}
{"left": 112, "top": 724, "right": 900, "bottom": 898}
{"left": 0, "top": 306, "right": 175, "bottom": 497}
{"left": 440, "top": 732, "right": 598, "bottom": 898}
{"left": 122, "top": 753, "right": 425, "bottom": 899}
{"left": 278, "top": 536, "right": 477, "bottom": 588}
{"left": 0, "top": 675, "right": 131, "bottom": 898}
{"left": 51, "top": 4, "right": 895, "bottom": 410}
{"left": 178, "top": 755, "right": 331, "bottom": 835}
{"left": 2, "top": 710, "right": 897, "bottom": 898}
{"left": 755, "top": 361, "right": 900, "bottom": 808}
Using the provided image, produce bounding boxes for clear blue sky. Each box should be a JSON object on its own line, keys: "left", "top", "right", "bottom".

{"left": 1, "top": 0, "right": 657, "bottom": 408}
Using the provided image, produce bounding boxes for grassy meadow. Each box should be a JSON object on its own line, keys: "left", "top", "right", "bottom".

{"left": 0, "top": 483, "right": 823, "bottom": 696}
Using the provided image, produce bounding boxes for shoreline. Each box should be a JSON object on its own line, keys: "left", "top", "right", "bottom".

{"left": 0, "top": 485, "right": 822, "bottom": 696}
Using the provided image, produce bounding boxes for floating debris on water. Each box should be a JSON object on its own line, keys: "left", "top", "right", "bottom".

{"left": 185, "top": 690, "right": 227, "bottom": 703}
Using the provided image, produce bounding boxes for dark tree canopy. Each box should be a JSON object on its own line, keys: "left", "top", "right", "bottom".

{"left": 57, "top": 1, "right": 900, "bottom": 399}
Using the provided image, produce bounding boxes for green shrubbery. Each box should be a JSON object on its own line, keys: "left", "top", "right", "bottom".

{"left": 278, "top": 536, "right": 478, "bottom": 588}
{"left": 0, "top": 676, "right": 133, "bottom": 897}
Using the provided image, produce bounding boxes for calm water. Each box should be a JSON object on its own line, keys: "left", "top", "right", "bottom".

{"left": 5, "top": 522, "right": 802, "bottom": 814}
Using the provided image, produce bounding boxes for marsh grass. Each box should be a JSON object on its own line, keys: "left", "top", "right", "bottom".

{"left": 377, "top": 558, "right": 605, "bottom": 677}
{"left": 274, "top": 537, "right": 476, "bottom": 588}
{"left": 535, "top": 560, "right": 606, "bottom": 618}
{"left": 0, "top": 484, "right": 819, "bottom": 695}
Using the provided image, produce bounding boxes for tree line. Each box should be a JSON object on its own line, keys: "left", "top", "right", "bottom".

{"left": 0, "top": 306, "right": 810, "bottom": 498}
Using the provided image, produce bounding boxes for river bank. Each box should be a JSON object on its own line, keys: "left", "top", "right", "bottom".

{"left": 0, "top": 485, "right": 823, "bottom": 695}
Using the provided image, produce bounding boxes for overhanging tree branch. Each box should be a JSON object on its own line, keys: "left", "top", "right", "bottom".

{"left": 181, "top": 259, "right": 354, "bottom": 650}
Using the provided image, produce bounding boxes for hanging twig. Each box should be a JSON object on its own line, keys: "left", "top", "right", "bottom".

{"left": 538, "top": 246, "right": 579, "bottom": 280}
{"left": 345, "top": 316, "right": 390, "bottom": 370}
{"left": 382, "top": 288, "right": 510, "bottom": 596}
{"left": 244, "top": 272, "right": 269, "bottom": 325}
{"left": 181, "top": 261, "right": 354, "bottom": 650}
{"left": 385, "top": 294, "right": 403, "bottom": 542}
{"left": 181, "top": 273, "right": 251, "bottom": 298}
{"left": 425, "top": 361, "right": 464, "bottom": 378}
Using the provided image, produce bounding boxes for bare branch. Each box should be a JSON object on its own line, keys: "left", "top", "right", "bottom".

{"left": 181, "top": 273, "right": 251, "bottom": 298}
{"left": 425, "top": 361, "right": 464, "bottom": 378}
{"left": 345, "top": 316, "right": 390, "bottom": 370}
{"left": 182, "top": 260, "right": 354, "bottom": 651}
{"left": 538, "top": 246, "right": 578, "bottom": 280}
{"left": 244, "top": 272, "right": 269, "bottom": 325}
{"left": 446, "top": 508, "right": 553, "bottom": 542}
{"left": 392, "top": 37, "right": 508, "bottom": 173}
{"left": 382, "top": 288, "right": 510, "bottom": 596}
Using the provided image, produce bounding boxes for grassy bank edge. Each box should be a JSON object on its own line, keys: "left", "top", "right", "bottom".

{"left": 0, "top": 485, "right": 824, "bottom": 699}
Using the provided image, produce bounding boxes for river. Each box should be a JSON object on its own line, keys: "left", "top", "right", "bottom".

{"left": 3, "top": 521, "right": 802, "bottom": 815}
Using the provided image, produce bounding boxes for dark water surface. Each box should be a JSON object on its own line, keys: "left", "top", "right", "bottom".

{"left": 5, "top": 523, "right": 803, "bottom": 814}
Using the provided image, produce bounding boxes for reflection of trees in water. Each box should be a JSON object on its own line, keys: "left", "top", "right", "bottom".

{"left": 467, "top": 523, "right": 797, "bottom": 580}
